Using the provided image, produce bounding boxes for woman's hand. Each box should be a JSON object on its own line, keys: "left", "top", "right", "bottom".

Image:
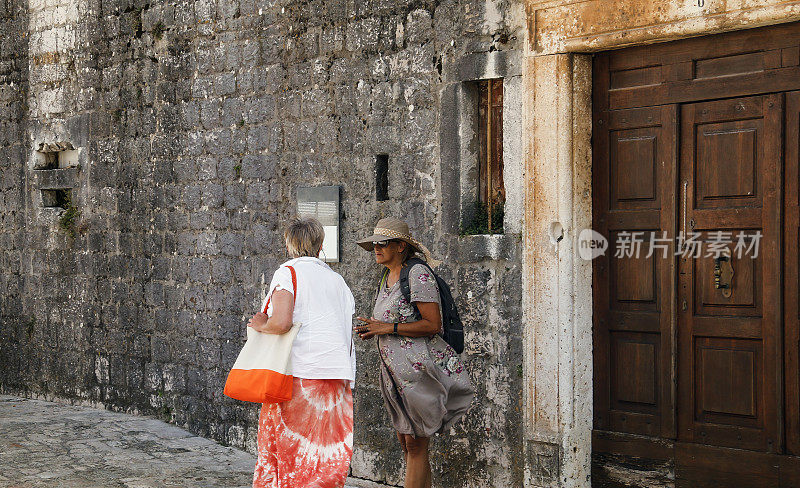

{"left": 246, "top": 290, "right": 294, "bottom": 334}
{"left": 247, "top": 312, "right": 269, "bottom": 332}
{"left": 354, "top": 317, "right": 392, "bottom": 340}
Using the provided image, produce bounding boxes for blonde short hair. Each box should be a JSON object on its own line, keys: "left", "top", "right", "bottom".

{"left": 284, "top": 217, "right": 325, "bottom": 258}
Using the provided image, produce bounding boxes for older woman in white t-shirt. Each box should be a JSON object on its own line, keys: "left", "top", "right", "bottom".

{"left": 246, "top": 217, "right": 356, "bottom": 488}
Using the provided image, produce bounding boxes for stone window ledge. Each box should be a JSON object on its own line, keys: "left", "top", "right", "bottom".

{"left": 450, "top": 232, "right": 520, "bottom": 263}
{"left": 32, "top": 167, "right": 80, "bottom": 188}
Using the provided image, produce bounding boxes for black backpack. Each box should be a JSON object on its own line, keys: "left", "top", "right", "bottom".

{"left": 380, "top": 257, "right": 465, "bottom": 354}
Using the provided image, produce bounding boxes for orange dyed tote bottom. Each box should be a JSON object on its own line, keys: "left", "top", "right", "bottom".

{"left": 253, "top": 378, "right": 354, "bottom": 488}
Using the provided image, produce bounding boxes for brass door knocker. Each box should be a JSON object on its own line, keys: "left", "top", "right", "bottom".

{"left": 714, "top": 251, "right": 734, "bottom": 298}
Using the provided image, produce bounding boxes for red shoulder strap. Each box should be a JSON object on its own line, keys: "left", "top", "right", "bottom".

{"left": 288, "top": 266, "right": 297, "bottom": 304}
{"left": 262, "top": 265, "right": 298, "bottom": 313}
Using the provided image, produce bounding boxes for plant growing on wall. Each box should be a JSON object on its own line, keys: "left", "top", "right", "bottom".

{"left": 460, "top": 200, "right": 504, "bottom": 235}
{"left": 58, "top": 198, "right": 81, "bottom": 239}
{"left": 152, "top": 21, "right": 165, "bottom": 40}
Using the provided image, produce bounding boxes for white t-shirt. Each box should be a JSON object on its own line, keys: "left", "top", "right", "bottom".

{"left": 264, "top": 256, "right": 356, "bottom": 387}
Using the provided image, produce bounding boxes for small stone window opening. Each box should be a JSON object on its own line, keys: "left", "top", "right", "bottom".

{"left": 41, "top": 188, "right": 72, "bottom": 209}
{"left": 34, "top": 142, "right": 78, "bottom": 170}
{"left": 464, "top": 79, "right": 505, "bottom": 235}
{"left": 376, "top": 154, "right": 389, "bottom": 201}
{"left": 36, "top": 150, "right": 59, "bottom": 170}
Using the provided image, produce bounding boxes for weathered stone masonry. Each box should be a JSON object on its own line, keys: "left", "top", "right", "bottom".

{"left": 0, "top": 0, "right": 527, "bottom": 486}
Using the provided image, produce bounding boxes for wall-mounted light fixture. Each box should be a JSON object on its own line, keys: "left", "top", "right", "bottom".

{"left": 297, "top": 186, "right": 340, "bottom": 263}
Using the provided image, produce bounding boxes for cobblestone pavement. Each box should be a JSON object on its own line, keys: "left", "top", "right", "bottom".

{"left": 0, "top": 395, "right": 361, "bottom": 488}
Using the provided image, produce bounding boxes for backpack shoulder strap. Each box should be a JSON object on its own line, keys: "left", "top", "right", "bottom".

{"left": 399, "top": 265, "right": 411, "bottom": 304}
{"left": 399, "top": 258, "right": 430, "bottom": 306}
{"left": 374, "top": 268, "right": 389, "bottom": 303}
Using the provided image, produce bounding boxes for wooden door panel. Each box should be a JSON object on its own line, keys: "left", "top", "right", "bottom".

{"left": 787, "top": 92, "right": 800, "bottom": 455}
{"left": 695, "top": 119, "right": 761, "bottom": 208}
{"left": 693, "top": 233, "right": 760, "bottom": 315}
{"left": 693, "top": 344, "right": 764, "bottom": 406}
{"left": 678, "top": 95, "right": 782, "bottom": 453}
{"left": 609, "top": 331, "right": 662, "bottom": 435}
{"left": 596, "top": 23, "right": 800, "bottom": 110}
{"left": 609, "top": 129, "right": 660, "bottom": 210}
{"left": 691, "top": 209, "right": 762, "bottom": 229}
{"left": 612, "top": 333, "right": 659, "bottom": 407}
{"left": 610, "top": 231, "right": 658, "bottom": 311}
{"left": 696, "top": 340, "right": 760, "bottom": 421}
{"left": 607, "top": 311, "right": 662, "bottom": 334}
{"left": 691, "top": 316, "right": 763, "bottom": 339}
{"left": 593, "top": 102, "right": 677, "bottom": 439}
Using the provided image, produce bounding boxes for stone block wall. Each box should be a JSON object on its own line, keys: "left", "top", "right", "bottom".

{"left": 0, "top": 0, "right": 526, "bottom": 486}
{"left": 0, "top": 0, "right": 30, "bottom": 398}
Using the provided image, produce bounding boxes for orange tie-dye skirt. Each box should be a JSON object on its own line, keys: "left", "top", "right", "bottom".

{"left": 253, "top": 378, "right": 354, "bottom": 488}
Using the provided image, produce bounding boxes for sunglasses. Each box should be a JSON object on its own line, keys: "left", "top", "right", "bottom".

{"left": 372, "top": 240, "right": 395, "bottom": 248}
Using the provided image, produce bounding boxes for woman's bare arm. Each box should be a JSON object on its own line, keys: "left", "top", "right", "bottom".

{"left": 247, "top": 289, "right": 294, "bottom": 334}
{"left": 355, "top": 301, "right": 441, "bottom": 339}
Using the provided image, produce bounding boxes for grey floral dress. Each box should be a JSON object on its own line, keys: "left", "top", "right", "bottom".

{"left": 373, "top": 263, "right": 475, "bottom": 437}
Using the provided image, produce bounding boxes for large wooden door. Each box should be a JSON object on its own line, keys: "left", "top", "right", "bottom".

{"left": 592, "top": 22, "right": 800, "bottom": 488}
{"left": 677, "top": 95, "right": 783, "bottom": 452}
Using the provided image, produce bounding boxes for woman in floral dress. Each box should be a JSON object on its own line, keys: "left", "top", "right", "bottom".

{"left": 355, "top": 217, "right": 474, "bottom": 488}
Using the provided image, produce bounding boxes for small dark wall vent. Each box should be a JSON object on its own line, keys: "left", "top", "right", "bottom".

{"left": 376, "top": 154, "right": 389, "bottom": 201}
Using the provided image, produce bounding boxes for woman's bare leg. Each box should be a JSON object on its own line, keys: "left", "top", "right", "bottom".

{"left": 425, "top": 461, "right": 431, "bottom": 488}
{"left": 402, "top": 435, "right": 430, "bottom": 488}
{"left": 396, "top": 431, "right": 408, "bottom": 462}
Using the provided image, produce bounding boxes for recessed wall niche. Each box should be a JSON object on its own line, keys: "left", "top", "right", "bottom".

{"left": 33, "top": 142, "right": 79, "bottom": 170}
{"left": 31, "top": 141, "right": 81, "bottom": 215}
{"left": 439, "top": 50, "right": 523, "bottom": 236}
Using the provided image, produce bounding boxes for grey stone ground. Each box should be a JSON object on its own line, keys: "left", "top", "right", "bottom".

{"left": 0, "top": 395, "right": 365, "bottom": 488}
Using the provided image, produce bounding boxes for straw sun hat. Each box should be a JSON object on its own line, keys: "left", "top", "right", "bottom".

{"left": 356, "top": 217, "right": 441, "bottom": 267}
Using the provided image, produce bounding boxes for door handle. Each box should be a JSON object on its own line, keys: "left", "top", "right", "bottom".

{"left": 713, "top": 255, "right": 734, "bottom": 298}
{"left": 682, "top": 181, "right": 688, "bottom": 243}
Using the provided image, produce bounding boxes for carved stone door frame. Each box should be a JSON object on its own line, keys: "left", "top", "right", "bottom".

{"left": 521, "top": 3, "right": 800, "bottom": 486}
